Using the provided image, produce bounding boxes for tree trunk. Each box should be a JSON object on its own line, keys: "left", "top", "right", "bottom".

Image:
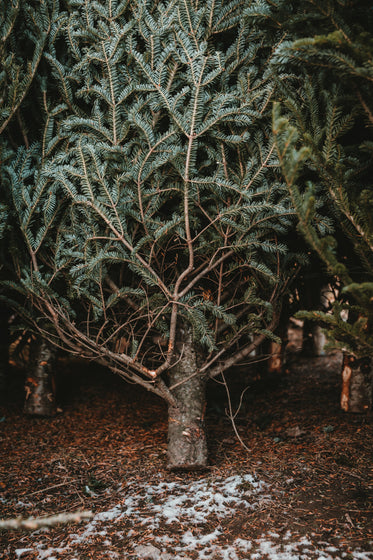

{"left": 341, "top": 354, "right": 373, "bottom": 413}
{"left": 267, "top": 341, "right": 283, "bottom": 374}
{"left": 24, "top": 338, "right": 57, "bottom": 417}
{"left": 167, "top": 325, "right": 208, "bottom": 470}
{"left": 302, "top": 284, "right": 334, "bottom": 357}
{"left": 311, "top": 324, "right": 326, "bottom": 356}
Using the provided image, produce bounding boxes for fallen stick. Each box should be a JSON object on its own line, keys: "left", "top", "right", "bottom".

{"left": 0, "top": 511, "right": 93, "bottom": 531}
{"left": 27, "top": 480, "right": 78, "bottom": 497}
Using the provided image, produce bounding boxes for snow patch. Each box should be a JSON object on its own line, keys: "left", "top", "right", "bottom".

{"left": 9, "top": 474, "right": 373, "bottom": 560}
{"left": 15, "top": 549, "right": 34, "bottom": 559}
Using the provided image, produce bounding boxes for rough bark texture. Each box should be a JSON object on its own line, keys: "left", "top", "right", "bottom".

{"left": 341, "top": 354, "right": 373, "bottom": 413}
{"left": 24, "top": 338, "right": 57, "bottom": 417}
{"left": 267, "top": 341, "right": 283, "bottom": 374}
{"left": 167, "top": 326, "right": 208, "bottom": 470}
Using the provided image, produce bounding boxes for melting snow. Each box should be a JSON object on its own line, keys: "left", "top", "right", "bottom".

{"left": 10, "top": 474, "right": 373, "bottom": 560}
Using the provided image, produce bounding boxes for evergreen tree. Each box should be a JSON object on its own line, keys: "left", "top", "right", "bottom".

{"left": 0, "top": 0, "right": 58, "bottom": 392}
{"left": 0, "top": 0, "right": 52, "bottom": 138}
{"left": 247, "top": 0, "right": 373, "bottom": 410}
{"left": 2, "top": 0, "right": 298, "bottom": 468}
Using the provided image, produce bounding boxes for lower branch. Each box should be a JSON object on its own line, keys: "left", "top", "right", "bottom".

{"left": 208, "top": 315, "right": 279, "bottom": 379}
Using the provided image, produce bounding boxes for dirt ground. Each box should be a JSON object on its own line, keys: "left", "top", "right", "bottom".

{"left": 0, "top": 345, "right": 372, "bottom": 559}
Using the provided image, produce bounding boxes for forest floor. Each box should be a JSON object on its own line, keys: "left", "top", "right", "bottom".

{"left": 0, "top": 343, "right": 372, "bottom": 559}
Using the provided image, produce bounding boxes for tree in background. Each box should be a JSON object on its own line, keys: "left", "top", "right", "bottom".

{"left": 1, "top": 0, "right": 299, "bottom": 468}
{"left": 0, "top": 0, "right": 58, "bottom": 398}
{"left": 250, "top": 0, "right": 373, "bottom": 411}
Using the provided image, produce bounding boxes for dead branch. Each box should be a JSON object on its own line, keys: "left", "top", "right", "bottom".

{"left": 0, "top": 511, "right": 93, "bottom": 531}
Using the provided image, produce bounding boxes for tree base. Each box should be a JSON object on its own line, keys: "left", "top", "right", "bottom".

{"left": 167, "top": 325, "right": 208, "bottom": 471}
{"left": 24, "top": 338, "right": 57, "bottom": 417}
{"left": 167, "top": 403, "right": 208, "bottom": 471}
{"left": 341, "top": 355, "right": 372, "bottom": 413}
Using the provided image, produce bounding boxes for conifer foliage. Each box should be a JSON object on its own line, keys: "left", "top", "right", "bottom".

{"left": 0, "top": 0, "right": 52, "bottom": 138}
{"left": 266, "top": 0, "right": 373, "bottom": 360}
{"left": 251, "top": 0, "right": 373, "bottom": 411}
{"left": 2, "top": 0, "right": 297, "bottom": 467}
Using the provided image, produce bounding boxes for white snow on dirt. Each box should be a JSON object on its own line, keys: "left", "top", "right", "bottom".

{"left": 11, "top": 474, "right": 373, "bottom": 560}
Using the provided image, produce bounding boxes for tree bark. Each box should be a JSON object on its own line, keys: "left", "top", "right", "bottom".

{"left": 24, "top": 337, "right": 57, "bottom": 416}
{"left": 267, "top": 341, "right": 283, "bottom": 374}
{"left": 167, "top": 325, "right": 208, "bottom": 470}
{"left": 302, "top": 284, "right": 334, "bottom": 357}
{"left": 341, "top": 354, "right": 373, "bottom": 413}
{"left": 311, "top": 324, "right": 326, "bottom": 356}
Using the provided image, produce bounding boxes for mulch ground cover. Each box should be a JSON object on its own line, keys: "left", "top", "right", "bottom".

{"left": 0, "top": 347, "right": 372, "bottom": 559}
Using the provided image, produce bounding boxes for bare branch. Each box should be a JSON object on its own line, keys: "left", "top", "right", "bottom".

{"left": 0, "top": 511, "right": 93, "bottom": 531}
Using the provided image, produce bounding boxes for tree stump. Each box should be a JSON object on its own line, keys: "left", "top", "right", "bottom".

{"left": 341, "top": 355, "right": 373, "bottom": 413}
{"left": 24, "top": 338, "right": 57, "bottom": 417}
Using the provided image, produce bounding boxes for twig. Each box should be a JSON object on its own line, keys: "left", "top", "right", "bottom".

{"left": 16, "top": 109, "right": 29, "bottom": 149}
{"left": 26, "top": 480, "right": 78, "bottom": 497}
{"left": 356, "top": 89, "right": 373, "bottom": 126}
{"left": 221, "top": 372, "right": 251, "bottom": 452}
{"left": 0, "top": 511, "right": 93, "bottom": 531}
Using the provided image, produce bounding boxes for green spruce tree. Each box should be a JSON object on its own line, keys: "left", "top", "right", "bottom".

{"left": 2, "top": 0, "right": 298, "bottom": 467}
{"left": 0, "top": 0, "right": 58, "bottom": 394}
{"left": 248, "top": 0, "right": 373, "bottom": 411}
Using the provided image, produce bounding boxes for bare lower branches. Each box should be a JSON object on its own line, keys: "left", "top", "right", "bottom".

{"left": 207, "top": 315, "right": 279, "bottom": 378}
